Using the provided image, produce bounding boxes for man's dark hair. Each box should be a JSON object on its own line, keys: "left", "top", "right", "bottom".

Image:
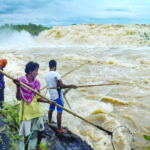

{"left": 25, "top": 61, "right": 39, "bottom": 74}
{"left": 49, "top": 60, "right": 57, "bottom": 68}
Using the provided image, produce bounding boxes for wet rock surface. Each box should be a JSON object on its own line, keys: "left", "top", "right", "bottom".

{"left": 0, "top": 116, "right": 93, "bottom": 150}
{"left": 0, "top": 115, "right": 10, "bottom": 150}
{"left": 43, "top": 122, "right": 93, "bottom": 150}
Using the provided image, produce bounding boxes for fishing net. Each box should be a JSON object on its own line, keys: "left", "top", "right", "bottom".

{"left": 111, "top": 126, "right": 135, "bottom": 150}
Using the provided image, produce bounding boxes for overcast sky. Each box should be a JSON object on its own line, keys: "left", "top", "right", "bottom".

{"left": 0, "top": 0, "right": 150, "bottom": 27}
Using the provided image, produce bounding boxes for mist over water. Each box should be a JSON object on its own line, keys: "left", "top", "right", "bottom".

{"left": 0, "top": 29, "right": 34, "bottom": 50}
{"left": 1, "top": 24, "right": 150, "bottom": 150}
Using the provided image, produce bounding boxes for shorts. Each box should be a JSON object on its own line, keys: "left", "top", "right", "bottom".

{"left": 50, "top": 97, "right": 64, "bottom": 113}
{"left": 19, "top": 116, "right": 44, "bottom": 137}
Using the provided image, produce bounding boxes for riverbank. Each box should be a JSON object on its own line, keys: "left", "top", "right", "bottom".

{"left": 0, "top": 113, "right": 93, "bottom": 150}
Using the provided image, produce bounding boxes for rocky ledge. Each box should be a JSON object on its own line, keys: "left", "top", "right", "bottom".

{"left": 0, "top": 115, "right": 93, "bottom": 150}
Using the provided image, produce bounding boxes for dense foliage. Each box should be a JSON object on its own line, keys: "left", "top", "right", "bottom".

{"left": 144, "top": 135, "right": 150, "bottom": 150}
{"left": 0, "top": 23, "right": 51, "bottom": 35}
{"left": 0, "top": 102, "right": 21, "bottom": 148}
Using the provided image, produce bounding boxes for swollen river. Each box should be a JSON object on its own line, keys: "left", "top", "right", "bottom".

{"left": 0, "top": 24, "right": 150, "bottom": 150}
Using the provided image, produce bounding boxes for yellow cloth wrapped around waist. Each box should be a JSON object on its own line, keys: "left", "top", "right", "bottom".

{"left": 19, "top": 95, "right": 43, "bottom": 121}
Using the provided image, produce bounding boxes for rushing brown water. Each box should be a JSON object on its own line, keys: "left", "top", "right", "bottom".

{"left": 1, "top": 24, "right": 150, "bottom": 150}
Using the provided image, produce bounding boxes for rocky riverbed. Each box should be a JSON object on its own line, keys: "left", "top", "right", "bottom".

{"left": 0, "top": 114, "right": 93, "bottom": 150}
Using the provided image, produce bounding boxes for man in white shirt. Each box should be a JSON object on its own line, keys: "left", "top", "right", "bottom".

{"left": 45, "top": 60, "right": 77, "bottom": 133}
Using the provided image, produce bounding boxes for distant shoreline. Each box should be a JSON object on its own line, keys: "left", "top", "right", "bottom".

{"left": 0, "top": 23, "right": 51, "bottom": 36}
{"left": 1, "top": 23, "right": 150, "bottom": 36}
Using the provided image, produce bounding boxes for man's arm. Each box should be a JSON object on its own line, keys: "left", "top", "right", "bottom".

{"left": 57, "top": 79, "right": 77, "bottom": 89}
{"left": 37, "top": 98, "right": 50, "bottom": 103}
{"left": 16, "top": 87, "right": 22, "bottom": 100}
{"left": 37, "top": 98, "right": 55, "bottom": 106}
{"left": 13, "top": 79, "right": 22, "bottom": 100}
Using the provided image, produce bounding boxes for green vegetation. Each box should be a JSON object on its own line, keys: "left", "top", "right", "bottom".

{"left": 0, "top": 23, "right": 51, "bottom": 36}
{"left": 144, "top": 135, "right": 150, "bottom": 150}
{"left": 0, "top": 102, "right": 49, "bottom": 149}
{"left": 40, "top": 142, "right": 48, "bottom": 150}
{"left": 0, "top": 101, "right": 21, "bottom": 148}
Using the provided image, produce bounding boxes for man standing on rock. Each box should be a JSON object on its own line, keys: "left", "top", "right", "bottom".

{"left": 13, "top": 61, "right": 54, "bottom": 150}
{"left": 45, "top": 60, "right": 77, "bottom": 133}
{"left": 0, "top": 59, "right": 7, "bottom": 108}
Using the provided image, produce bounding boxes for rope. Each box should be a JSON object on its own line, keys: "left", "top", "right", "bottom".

{"left": 22, "top": 118, "right": 41, "bottom": 150}
{"left": 44, "top": 87, "right": 48, "bottom": 97}
{"left": 61, "top": 62, "right": 87, "bottom": 78}
{"left": 99, "top": 84, "right": 116, "bottom": 102}
{"left": 63, "top": 88, "right": 72, "bottom": 109}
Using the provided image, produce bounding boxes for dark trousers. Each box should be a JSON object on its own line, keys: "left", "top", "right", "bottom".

{"left": 0, "top": 88, "right": 4, "bottom": 107}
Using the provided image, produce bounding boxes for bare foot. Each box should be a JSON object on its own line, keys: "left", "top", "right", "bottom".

{"left": 57, "top": 128, "right": 67, "bottom": 133}
{"left": 48, "top": 121, "right": 54, "bottom": 126}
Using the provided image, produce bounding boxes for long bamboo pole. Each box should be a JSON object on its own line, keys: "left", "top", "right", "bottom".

{"left": 0, "top": 70, "right": 112, "bottom": 135}
{"left": 47, "top": 83, "right": 119, "bottom": 89}
{"left": 64, "top": 96, "right": 71, "bottom": 109}
{"left": 61, "top": 62, "right": 87, "bottom": 78}
{"left": 63, "top": 88, "right": 72, "bottom": 109}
